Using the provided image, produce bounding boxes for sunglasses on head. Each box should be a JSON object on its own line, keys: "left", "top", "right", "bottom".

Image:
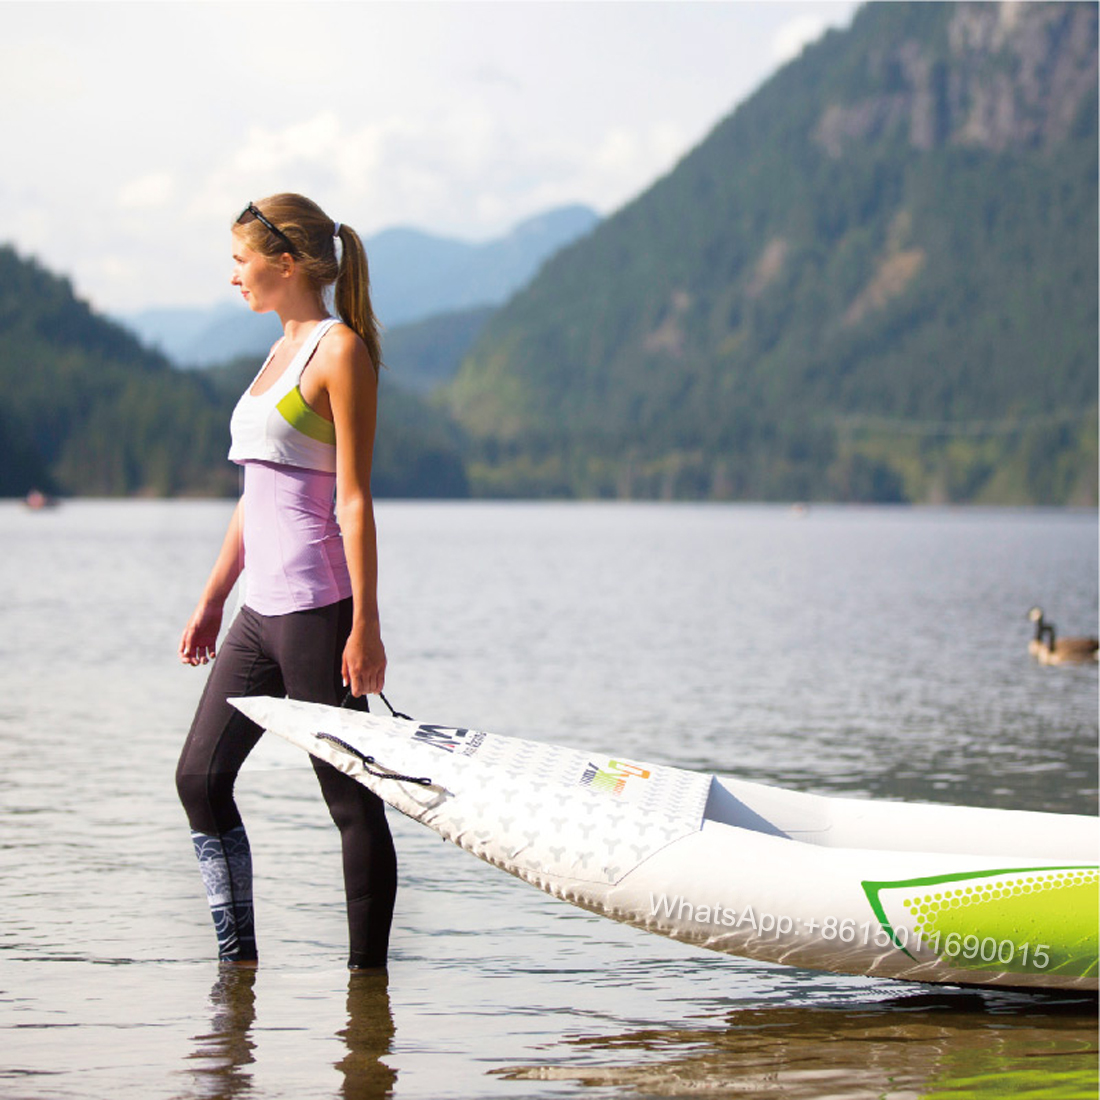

{"left": 236, "top": 202, "right": 296, "bottom": 255}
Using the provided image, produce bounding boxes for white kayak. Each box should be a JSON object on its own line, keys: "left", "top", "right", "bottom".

{"left": 231, "top": 696, "right": 1098, "bottom": 991}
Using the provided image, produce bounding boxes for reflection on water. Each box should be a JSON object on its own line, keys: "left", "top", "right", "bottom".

{"left": 497, "top": 990, "right": 1099, "bottom": 1099}
{"left": 336, "top": 971, "right": 397, "bottom": 1100}
{"left": 181, "top": 967, "right": 396, "bottom": 1100}
{"left": 183, "top": 967, "right": 258, "bottom": 1098}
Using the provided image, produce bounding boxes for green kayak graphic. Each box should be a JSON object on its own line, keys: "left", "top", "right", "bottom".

{"left": 863, "top": 865, "right": 1098, "bottom": 978}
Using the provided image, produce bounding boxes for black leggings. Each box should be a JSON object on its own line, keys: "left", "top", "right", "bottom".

{"left": 176, "top": 599, "right": 397, "bottom": 967}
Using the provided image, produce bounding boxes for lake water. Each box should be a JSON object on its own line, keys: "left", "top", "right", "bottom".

{"left": 0, "top": 500, "right": 1096, "bottom": 1100}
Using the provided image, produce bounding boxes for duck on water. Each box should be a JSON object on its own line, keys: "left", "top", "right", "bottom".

{"left": 1028, "top": 606, "right": 1098, "bottom": 665}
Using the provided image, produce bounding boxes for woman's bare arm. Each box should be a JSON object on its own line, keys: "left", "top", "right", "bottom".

{"left": 324, "top": 328, "right": 386, "bottom": 696}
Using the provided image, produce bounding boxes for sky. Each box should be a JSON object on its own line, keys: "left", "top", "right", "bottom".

{"left": 0, "top": 1, "right": 859, "bottom": 315}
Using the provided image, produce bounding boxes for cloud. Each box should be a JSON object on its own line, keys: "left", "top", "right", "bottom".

{"left": 772, "top": 14, "right": 830, "bottom": 66}
{"left": 469, "top": 62, "right": 524, "bottom": 92}
{"left": 118, "top": 173, "right": 176, "bottom": 210}
{"left": 0, "top": 1, "right": 860, "bottom": 311}
{"left": 181, "top": 104, "right": 683, "bottom": 250}
{"left": 229, "top": 114, "right": 345, "bottom": 178}
{"left": 0, "top": 36, "right": 84, "bottom": 108}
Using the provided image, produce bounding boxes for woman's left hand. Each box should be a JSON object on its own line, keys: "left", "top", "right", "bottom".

{"left": 342, "top": 622, "right": 387, "bottom": 697}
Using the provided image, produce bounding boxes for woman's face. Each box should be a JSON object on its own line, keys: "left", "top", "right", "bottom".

{"left": 230, "top": 234, "right": 285, "bottom": 312}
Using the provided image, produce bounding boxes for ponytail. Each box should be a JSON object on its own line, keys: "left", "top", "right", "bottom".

{"left": 333, "top": 225, "right": 382, "bottom": 375}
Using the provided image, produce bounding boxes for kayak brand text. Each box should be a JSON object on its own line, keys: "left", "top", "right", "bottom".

{"left": 412, "top": 724, "right": 486, "bottom": 756}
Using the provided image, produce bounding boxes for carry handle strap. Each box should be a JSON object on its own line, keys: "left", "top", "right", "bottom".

{"left": 331, "top": 691, "right": 429, "bottom": 786}
{"left": 340, "top": 690, "right": 412, "bottom": 721}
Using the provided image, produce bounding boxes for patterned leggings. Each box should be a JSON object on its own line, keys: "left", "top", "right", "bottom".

{"left": 176, "top": 599, "right": 397, "bottom": 967}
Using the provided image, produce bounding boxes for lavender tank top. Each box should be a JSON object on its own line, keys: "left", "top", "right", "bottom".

{"left": 238, "top": 462, "right": 351, "bottom": 615}
{"left": 229, "top": 320, "right": 352, "bottom": 615}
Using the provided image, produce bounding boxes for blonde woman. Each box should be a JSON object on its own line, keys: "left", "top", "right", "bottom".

{"left": 176, "top": 194, "right": 396, "bottom": 968}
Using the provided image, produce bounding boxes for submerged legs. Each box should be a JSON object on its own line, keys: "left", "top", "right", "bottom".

{"left": 190, "top": 825, "right": 257, "bottom": 963}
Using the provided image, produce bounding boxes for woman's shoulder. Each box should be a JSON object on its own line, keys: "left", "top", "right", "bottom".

{"left": 318, "top": 319, "right": 373, "bottom": 371}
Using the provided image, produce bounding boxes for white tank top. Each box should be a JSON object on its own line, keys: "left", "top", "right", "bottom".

{"left": 228, "top": 317, "right": 341, "bottom": 473}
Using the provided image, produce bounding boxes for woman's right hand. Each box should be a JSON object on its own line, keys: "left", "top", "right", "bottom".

{"left": 179, "top": 600, "right": 224, "bottom": 666}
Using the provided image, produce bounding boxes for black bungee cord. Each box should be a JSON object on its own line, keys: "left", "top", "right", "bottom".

{"left": 316, "top": 690, "right": 432, "bottom": 786}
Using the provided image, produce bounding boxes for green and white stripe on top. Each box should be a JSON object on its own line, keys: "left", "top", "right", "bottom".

{"left": 228, "top": 317, "right": 341, "bottom": 473}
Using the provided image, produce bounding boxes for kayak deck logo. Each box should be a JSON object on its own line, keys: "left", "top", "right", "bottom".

{"left": 579, "top": 758, "right": 652, "bottom": 797}
{"left": 412, "top": 723, "right": 486, "bottom": 755}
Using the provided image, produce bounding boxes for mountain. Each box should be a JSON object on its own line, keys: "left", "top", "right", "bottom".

{"left": 367, "top": 204, "right": 600, "bottom": 326}
{"left": 121, "top": 303, "right": 282, "bottom": 370}
{"left": 120, "top": 204, "right": 599, "bottom": 368}
{"left": 0, "top": 247, "right": 234, "bottom": 497}
{"left": 381, "top": 306, "right": 495, "bottom": 394}
{"left": 444, "top": 1, "right": 1098, "bottom": 504}
{"left": 0, "top": 246, "right": 468, "bottom": 498}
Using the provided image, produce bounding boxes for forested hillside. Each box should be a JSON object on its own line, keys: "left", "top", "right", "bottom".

{"left": 4, "top": 2, "right": 1095, "bottom": 505}
{"left": 0, "top": 246, "right": 467, "bottom": 498}
{"left": 0, "top": 247, "right": 234, "bottom": 497}
{"left": 446, "top": 1, "right": 1098, "bottom": 503}
{"left": 382, "top": 306, "right": 495, "bottom": 394}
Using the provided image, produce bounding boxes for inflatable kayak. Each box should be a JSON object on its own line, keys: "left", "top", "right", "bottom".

{"left": 231, "top": 697, "right": 1098, "bottom": 991}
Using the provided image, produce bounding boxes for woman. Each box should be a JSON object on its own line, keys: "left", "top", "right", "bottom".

{"left": 176, "top": 194, "right": 396, "bottom": 968}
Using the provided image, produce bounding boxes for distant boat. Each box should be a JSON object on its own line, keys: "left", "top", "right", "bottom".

{"left": 23, "top": 489, "right": 57, "bottom": 510}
